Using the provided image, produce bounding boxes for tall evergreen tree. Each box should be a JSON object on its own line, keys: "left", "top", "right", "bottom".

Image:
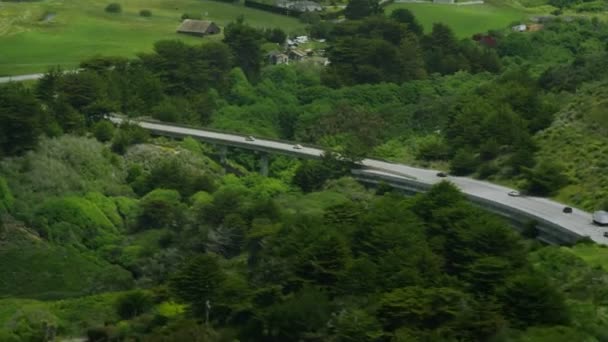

{"left": 170, "top": 254, "right": 225, "bottom": 317}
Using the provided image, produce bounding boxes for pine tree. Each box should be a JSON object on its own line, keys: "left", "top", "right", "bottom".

{"left": 170, "top": 254, "right": 225, "bottom": 317}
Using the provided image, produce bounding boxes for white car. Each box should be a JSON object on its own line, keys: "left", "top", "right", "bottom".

{"left": 293, "top": 144, "right": 303, "bottom": 150}
{"left": 593, "top": 211, "right": 608, "bottom": 226}
{"left": 508, "top": 190, "right": 521, "bottom": 197}
{"left": 245, "top": 136, "right": 255, "bottom": 142}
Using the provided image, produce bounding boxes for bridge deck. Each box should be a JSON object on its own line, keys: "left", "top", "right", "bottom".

{"left": 110, "top": 116, "right": 607, "bottom": 245}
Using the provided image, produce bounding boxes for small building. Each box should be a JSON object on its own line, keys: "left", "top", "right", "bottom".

{"left": 267, "top": 51, "right": 289, "bottom": 65}
{"left": 295, "top": 35, "right": 309, "bottom": 44}
{"left": 288, "top": 49, "right": 307, "bottom": 61}
{"left": 177, "top": 19, "right": 221, "bottom": 37}
{"left": 512, "top": 24, "right": 527, "bottom": 32}
{"left": 473, "top": 34, "right": 497, "bottom": 47}
{"left": 277, "top": 0, "right": 322, "bottom": 12}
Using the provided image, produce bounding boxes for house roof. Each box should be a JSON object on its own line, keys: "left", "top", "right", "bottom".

{"left": 289, "top": 49, "right": 307, "bottom": 57}
{"left": 177, "top": 19, "right": 215, "bottom": 34}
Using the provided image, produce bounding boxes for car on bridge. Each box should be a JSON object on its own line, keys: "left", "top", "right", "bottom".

{"left": 245, "top": 136, "right": 256, "bottom": 142}
{"left": 508, "top": 190, "right": 521, "bottom": 197}
{"left": 593, "top": 211, "right": 608, "bottom": 226}
{"left": 293, "top": 144, "right": 303, "bottom": 150}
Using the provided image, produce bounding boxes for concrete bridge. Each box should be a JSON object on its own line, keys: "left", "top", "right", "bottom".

{"left": 109, "top": 116, "right": 606, "bottom": 246}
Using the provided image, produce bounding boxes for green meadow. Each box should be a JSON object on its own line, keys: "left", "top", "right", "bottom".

{"left": 0, "top": 0, "right": 305, "bottom": 75}
{"left": 386, "top": 2, "right": 528, "bottom": 38}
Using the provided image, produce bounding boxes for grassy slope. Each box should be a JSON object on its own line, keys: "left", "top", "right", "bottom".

{"left": 386, "top": 2, "right": 529, "bottom": 38}
{"left": 0, "top": 220, "right": 132, "bottom": 300}
{"left": 0, "top": 0, "right": 304, "bottom": 75}
{"left": 535, "top": 83, "right": 608, "bottom": 211}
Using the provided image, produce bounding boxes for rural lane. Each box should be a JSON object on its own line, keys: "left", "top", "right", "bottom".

{"left": 0, "top": 73, "right": 45, "bottom": 83}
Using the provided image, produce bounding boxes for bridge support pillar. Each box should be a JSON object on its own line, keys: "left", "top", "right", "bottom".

{"left": 259, "top": 153, "right": 269, "bottom": 176}
{"left": 219, "top": 145, "right": 228, "bottom": 165}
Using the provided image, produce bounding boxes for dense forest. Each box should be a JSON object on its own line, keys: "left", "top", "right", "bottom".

{"left": 2, "top": 6, "right": 608, "bottom": 342}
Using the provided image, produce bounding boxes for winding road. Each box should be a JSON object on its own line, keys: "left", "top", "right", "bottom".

{"left": 109, "top": 116, "right": 607, "bottom": 245}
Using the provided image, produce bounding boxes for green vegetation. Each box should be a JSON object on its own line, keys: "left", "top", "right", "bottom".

{"left": 386, "top": 2, "right": 528, "bottom": 37}
{"left": 105, "top": 3, "right": 122, "bottom": 14}
{"left": 0, "top": 0, "right": 304, "bottom": 75}
{"left": 3, "top": 6, "right": 608, "bottom": 341}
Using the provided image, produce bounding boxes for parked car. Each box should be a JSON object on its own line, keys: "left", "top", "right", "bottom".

{"left": 436, "top": 172, "right": 447, "bottom": 178}
{"left": 293, "top": 144, "right": 303, "bottom": 150}
{"left": 245, "top": 136, "right": 255, "bottom": 142}
{"left": 508, "top": 190, "right": 521, "bottom": 197}
{"left": 593, "top": 210, "right": 608, "bottom": 226}
{"left": 563, "top": 206, "right": 573, "bottom": 214}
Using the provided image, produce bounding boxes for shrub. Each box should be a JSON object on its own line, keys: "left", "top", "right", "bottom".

{"left": 139, "top": 9, "right": 152, "bottom": 17}
{"left": 87, "top": 327, "right": 111, "bottom": 341}
{"left": 181, "top": 13, "right": 202, "bottom": 20}
{"left": 85, "top": 192, "right": 123, "bottom": 228}
{"left": 138, "top": 189, "right": 183, "bottom": 230}
{"left": 524, "top": 160, "right": 569, "bottom": 196}
{"left": 116, "top": 290, "right": 153, "bottom": 319}
{"left": 450, "top": 149, "right": 479, "bottom": 176}
{"left": 105, "top": 3, "right": 122, "bottom": 13}
{"left": 36, "top": 196, "right": 119, "bottom": 248}
{"left": 111, "top": 122, "right": 149, "bottom": 154}
{"left": 93, "top": 120, "right": 115, "bottom": 142}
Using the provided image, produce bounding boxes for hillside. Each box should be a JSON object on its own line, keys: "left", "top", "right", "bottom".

{"left": 2, "top": 4, "right": 608, "bottom": 341}
{"left": 534, "top": 82, "right": 608, "bottom": 211}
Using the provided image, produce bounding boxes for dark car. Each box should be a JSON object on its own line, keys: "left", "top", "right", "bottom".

{"left": 436, "top": 172, "right": 448, "bottom": 178}
{"left": 563, "top": 206, "right": 573, "bottom": 214}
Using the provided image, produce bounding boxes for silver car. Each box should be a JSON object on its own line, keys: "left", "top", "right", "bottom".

{"left": 593, "top": 211, "right": 608, "bottom": 226}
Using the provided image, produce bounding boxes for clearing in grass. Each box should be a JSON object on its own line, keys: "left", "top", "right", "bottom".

{"left": 386, "top": 2, "right": 528, "bottom": 38}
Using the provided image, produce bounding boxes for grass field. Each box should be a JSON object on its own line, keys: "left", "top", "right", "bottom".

{"left": 386, "top": 2, "right": 528, "bottom": 38}
{"left": 0, "top": 0, "right": 305, "bottom": 75}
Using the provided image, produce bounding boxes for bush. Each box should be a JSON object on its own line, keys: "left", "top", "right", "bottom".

{"left": 105, "top": 3, "right": 122, "bottom": 13}
{"left": 87, "top": 327, "right": 111, "bottom": 341}
{"left": 139, "top": 9, "right": 152, "bottom": 17}
{"left": 450, "top": 149, "right": 479, "bottom": 176}
{"left": 524, "top": 160, "right": 569, "bottom": 196}
{"left": 111, "top": 122, "right": 149, "bottom": 154}
{"left": 36, "top": 196, "right": 119, "bottom": 248}
{"left": 116, "top": 290, "right": 153, "bottom": 319}
{"left": 93, "top": 120, "right": 115, "bottom": 142}
{"left": 138, "top": 189, "right": 183, "bottom": 230}
{"left": 181, "top": 13, "right": 202, "bottom": 20}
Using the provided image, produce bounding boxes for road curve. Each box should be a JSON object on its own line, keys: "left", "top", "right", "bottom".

{"left": 109, "top": 116, "right": 607, "bottom": 245}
